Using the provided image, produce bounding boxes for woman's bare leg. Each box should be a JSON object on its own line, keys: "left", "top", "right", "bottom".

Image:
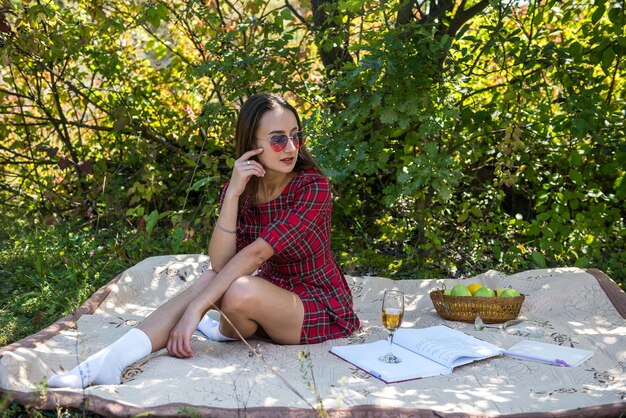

{"left": 138, "top": 269, "right": 217, "bottom": 351}
{"left": 46, "top": 268, "right": 219, "bottom": 388}
{"left": 219, "top": 276, "right": 304, "bottom": 344}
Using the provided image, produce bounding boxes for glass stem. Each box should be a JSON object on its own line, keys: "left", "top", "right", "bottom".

{"left": 387, "top": 330, "right": 395, "bottom": 355}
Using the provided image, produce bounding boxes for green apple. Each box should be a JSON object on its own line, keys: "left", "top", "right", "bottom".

{"left": 473, "top": 286, "right": 496, "bottom": 297}
{"left": 495, "top": 287, "right": 507, "bottom": 297}
{"left": 443, "top": 289, "right": 452, "bottom": 296}
{"left": 500, "top": 288, "right": 522, "bottom": 297}
{"left": 450, "top": 284, "right": 471, "bottom": 297}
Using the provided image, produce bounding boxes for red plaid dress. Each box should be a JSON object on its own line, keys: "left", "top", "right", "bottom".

{"left": 220, "top": 169, "right": 360, "bottom": 344}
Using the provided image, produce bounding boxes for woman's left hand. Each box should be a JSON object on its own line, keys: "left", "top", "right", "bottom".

{"left": 166, "top": 306, "right": 203, "bottom": 358}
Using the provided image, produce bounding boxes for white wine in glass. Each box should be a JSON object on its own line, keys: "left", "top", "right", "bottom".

{"left": 379, "top": 290, "right": 404, "bottom": 364}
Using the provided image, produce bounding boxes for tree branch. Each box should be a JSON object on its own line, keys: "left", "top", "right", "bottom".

{"left": 0, "top": 142, "right": 31, "bottom": 159}
{"left": 456, "top": 64, "right": 548, "bottom": 107}
{"left": 0, "top": 86, "right": 33, "bottom": 101}
{"left": 311, "top": 0, "right": 353, "bottom": 77}
{"left": 141, "top": 21, "right": 192, "bottom": 66}
{"left": 447, "top": 0, "right": 490, "bottom": 37}
{"left": 220, "top": 0, "right": 243, "bottom": 21}
{"left": 50, "top": 72, "right": 83, "bottom": 178}
{"left": 422, "top": 0, "right": 453, "bottom": 25}
{"left": 0, "top": 159, "right": 57, "bottom": 166}
{"left": 605, "top": 52, "right": 621, "bottom": 106}
{"left": 161, "top": 1, "right": 208, "bottom": 63}
{"left": 396, "top": 0, "right": 415, "bottom": 26}
{"left": 55, "top": 73, "right": 187, "bottom": 156}
{"left": 285, "top": 0, "right": 311, "bottom": 29}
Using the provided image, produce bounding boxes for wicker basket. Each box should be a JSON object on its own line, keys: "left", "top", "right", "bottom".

{"left": 430, "top": 289, "right": 524, "bottom": 324}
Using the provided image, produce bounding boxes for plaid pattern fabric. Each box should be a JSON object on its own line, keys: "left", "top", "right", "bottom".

{"left": 220, "top": 170, "right": 360, "bottom": 344}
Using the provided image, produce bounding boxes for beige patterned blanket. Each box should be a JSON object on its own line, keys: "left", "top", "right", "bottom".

{"left": 1, "top": 255, "right": 625, "bottom": 417}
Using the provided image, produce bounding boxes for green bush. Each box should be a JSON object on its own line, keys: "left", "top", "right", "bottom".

{"left": 0, "top": 0, "right": 624, "bottom": 321}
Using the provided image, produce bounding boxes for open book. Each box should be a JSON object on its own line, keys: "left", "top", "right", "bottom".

{"left": 330, "top": 325, "right": 501, "bottom": 383}
{"left": 331, "top": 325, "right": 595, "bottom": 383}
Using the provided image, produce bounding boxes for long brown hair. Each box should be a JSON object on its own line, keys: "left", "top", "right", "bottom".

{"left": 235, "top": 93, "right": 323, "bottom": 203}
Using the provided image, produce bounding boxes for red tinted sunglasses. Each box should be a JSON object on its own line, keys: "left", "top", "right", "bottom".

{"left": 264, "top": 131, "right": 305, "bottom": 152}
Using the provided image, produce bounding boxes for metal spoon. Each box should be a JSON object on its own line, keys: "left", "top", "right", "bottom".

{"left": 474, "top": 316, "right": 544, "bottom": 337}
{"left": 474, "top": 316, "right": 525, "bottom": 332}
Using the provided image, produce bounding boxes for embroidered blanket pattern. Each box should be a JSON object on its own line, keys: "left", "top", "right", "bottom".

{"left": 1, "top": 255, "right": 625, "bottom": 417}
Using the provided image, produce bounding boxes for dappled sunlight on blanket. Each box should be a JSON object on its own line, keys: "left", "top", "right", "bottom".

{"left": 1, "top": 255, "right": 625, "bottom": 416}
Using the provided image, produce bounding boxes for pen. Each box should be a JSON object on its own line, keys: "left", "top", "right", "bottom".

{"left": 502, "top": 350, "right": 570, "bottom": 367}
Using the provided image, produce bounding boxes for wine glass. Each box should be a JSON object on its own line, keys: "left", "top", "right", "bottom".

{"left": 379, "top": 290, "right": 404, "bottom": 364}
{"left": 474, "top": 316, "right": 544, "bottom": 338}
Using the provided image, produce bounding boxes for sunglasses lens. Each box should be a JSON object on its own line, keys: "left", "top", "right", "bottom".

{"left": 293, "top": 131, "right": 304, "bottom": 147}
{"left": 270, "top": 135, "right": 288, "bottom": 152}
{"left": 268, "top": 132, "right": 305, "bottom": 152}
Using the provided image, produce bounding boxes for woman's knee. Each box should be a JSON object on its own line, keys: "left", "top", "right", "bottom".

{"left": 221, "top": 276, "right": 259, "bottom": 314}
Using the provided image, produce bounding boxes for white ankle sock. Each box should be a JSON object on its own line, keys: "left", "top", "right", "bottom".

{"left": 197, "top": 314, "right": 237, "bottom": 342}
{"left": 47, "top": 328, "right": 152, "bottom": 389}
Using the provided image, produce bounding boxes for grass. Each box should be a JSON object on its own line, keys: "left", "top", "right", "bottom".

{"left": 1, "top": 221, "right": 118, "bottom": 347}
{"left": 0, "top": 216, "right": 203, "bottom": 347}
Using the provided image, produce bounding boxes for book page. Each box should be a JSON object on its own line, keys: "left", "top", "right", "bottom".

{"left": 330, "top": 340, "right": 451, "bottom": 383}
{"left": 393, "top": 325, "right": 502, "bottom": 368}
{"left": 410, "top": 337, "right": 499, "bottom": 367}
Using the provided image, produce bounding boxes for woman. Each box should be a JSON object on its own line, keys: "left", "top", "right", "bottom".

{"left": 47, "top": 93, "right": 360, "bottom": 389}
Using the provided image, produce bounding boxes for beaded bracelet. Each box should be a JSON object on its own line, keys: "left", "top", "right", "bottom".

{"left": 215, "top": 222, "right": 236, "bottom": 234}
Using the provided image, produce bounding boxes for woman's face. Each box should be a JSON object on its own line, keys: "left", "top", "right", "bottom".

{"left": 254, "top": 107, "right": 300, "bottom": 175}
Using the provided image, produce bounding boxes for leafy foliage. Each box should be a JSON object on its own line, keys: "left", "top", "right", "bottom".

{"left": 440, "top": 0, "right": 626, "bottom": 278}
{"left": 315, "top": 0, "right": 625, "bottom": 280}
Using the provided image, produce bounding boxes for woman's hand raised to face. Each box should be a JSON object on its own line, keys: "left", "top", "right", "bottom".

{"left": 226, "top": 148, "right": 265, "bottom": 198}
